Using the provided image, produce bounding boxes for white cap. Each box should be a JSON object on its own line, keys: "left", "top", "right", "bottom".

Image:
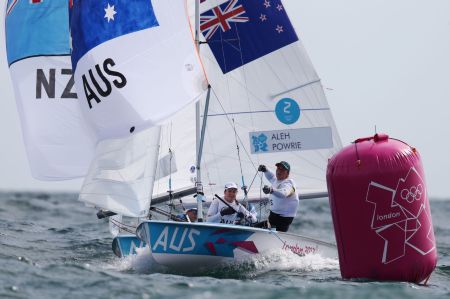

{"left": 224, "top": 182, "right": 238, "bottom": 190}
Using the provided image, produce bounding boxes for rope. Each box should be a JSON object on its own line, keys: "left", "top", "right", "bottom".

{"left": 232, "top": 118, "right": 249, "bottom": 207}
{"left": 258, "top": 172, "right": 263, "bottom": 222}
{"left": 168, "top": 147, "right": 173, "bottom": 220}
{"left": 109, "top": 218, "right": 136, "bottom": 235}
{"left": 247, "top": 169, "right": 261, "bottom": 194}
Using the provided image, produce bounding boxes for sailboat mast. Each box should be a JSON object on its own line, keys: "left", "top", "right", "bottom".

{"left": 194, "top": 0, "right": 204, "bottom": 222}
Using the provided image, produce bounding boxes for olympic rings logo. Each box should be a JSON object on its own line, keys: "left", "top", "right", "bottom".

{"left": 400, "top": 184, "right": 423, "bottom": 203}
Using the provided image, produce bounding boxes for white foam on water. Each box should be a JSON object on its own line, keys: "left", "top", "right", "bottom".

{"left": 101, "top": 247, "right": 339, "bottom": 276}
{"left": 235, "top": 250, "right": 340, "bottom": 274}
{"left": 99, "top": 246, "right": 155, "bottom": 273}
{"left": 131, "top": 246, "right": 157, "bottom": 273}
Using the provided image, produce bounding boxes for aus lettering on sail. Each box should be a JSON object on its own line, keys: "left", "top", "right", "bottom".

{"left": 69, "top": 0, "right": 204, "bottom": 139}
{"left": 81, "top": 58, "right": 127, "bottom": 109}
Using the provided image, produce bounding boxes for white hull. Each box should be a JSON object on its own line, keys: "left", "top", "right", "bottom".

{"left": 135, "top": 220, "right": 337, "bottom": 271}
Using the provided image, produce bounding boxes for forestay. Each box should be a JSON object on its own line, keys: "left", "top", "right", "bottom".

{"left": 5, "top": 0, "right": 95, "bottom": 180}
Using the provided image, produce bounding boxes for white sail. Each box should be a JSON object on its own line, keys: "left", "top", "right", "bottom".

{"left": 152, "top": 103, "right": 198, "bottom": 197}
{"left": 5, "top": 0, "right": 96, "bottom": 180}
{"left": 76, "top": 0, "right": 343, "bottom": 216}
{"left": 183, "top": 0, "right": 342, "bottom": 198}
{"left": 79, "top": 126, "right": 161, "bottom": 217}
{"left": 70, "top": 0, "right": 209, "bottom": 214}
{"left": 70, "top": 0, "right": 206, "bottom": 140}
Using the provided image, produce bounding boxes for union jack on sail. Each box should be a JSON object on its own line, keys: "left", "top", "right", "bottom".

{"left": 7, "top": 0, "right": 43, "bottom": 16}
{"left": 200, "top": 0, "right": 249, "bottom": 40}
{"left": 6, "top": 0, "right": 19, "bottom": 15}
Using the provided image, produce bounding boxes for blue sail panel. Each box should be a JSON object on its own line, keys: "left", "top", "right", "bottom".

{"left": 200, "top": 0, "right": 299, "bottom": 74}
{"left": 5, "top": 0, "right": 70, "bottom": 65}
{"left": 70, "top": 0, "right": 159, "bottom": 69}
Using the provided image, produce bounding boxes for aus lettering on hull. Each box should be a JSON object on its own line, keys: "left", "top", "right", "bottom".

{"left": 152, "top": 226, "right": 201, "bottom": 253}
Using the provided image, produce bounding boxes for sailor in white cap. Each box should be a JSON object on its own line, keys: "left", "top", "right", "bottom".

{"left": 206, "top": 182, "right": 257, "bottom": 224}
{"left": 255, "top": 161, "right": 299, "bottom": 232}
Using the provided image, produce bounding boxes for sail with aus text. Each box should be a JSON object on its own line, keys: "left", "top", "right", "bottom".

{"left": 69, "top": 0, "right": 206, "bottom": 140}
{"left": 71, "top": 0, "right": 206, "bottom": 217}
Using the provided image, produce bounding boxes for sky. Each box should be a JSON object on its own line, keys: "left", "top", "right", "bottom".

{"left": 0, "top": 0, "right": 449, "bottom": 198}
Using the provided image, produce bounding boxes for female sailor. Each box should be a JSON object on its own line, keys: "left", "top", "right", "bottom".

{"left": 207, "top": 182, "right": 256, "bottom": 225}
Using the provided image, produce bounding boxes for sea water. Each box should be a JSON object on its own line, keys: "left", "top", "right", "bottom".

{"left": 0, "top": 192, "right": 449, "bottom": 299}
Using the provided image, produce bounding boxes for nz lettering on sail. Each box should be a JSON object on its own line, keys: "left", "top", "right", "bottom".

{"left": 36, "top": 68, "right": 77, "bottom": 99}
{"left": 81, "top": 58, "right": 127, "bottom": 109}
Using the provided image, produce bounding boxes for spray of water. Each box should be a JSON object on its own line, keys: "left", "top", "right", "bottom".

{"left": 241, "top": 249, "right": 339, "bottom": 274}
{"left": 106, "top": 246, "right": 339, "bottom": 278}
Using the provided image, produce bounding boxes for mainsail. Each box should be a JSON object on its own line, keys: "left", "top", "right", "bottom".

{"left": 147, "top": 0, "right": 342, "bottom": 202}
{"left": 183, "top": 0, "right": 342, "bottom": 198}
{"left": 5, "top": 0, "right": 96, "bottom": 180}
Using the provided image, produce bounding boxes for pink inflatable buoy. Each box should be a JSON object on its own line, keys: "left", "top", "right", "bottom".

{"left": 327, "top": 133, "right": 437, "bottom": 283}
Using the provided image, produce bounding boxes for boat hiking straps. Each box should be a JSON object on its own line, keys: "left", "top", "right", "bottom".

{"left": 149, "top": 206, "right": 187, "bottom": 222}
{"left": 97, "top": 210, "right": 117, "bottom": 219}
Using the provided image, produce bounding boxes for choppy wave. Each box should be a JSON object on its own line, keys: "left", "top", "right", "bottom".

{"left": 1, "top": 192, "right": 450, "bottom": 299}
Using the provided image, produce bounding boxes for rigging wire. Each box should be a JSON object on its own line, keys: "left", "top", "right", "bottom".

{"left": 232, "top": 118, "right": 248, "bottom": 206}
{"left": 109, "top": 218, "right": 136, "bottom": 235}
{"left": 210, "top": 88, "right": 257, "bottom": 171}
{"left": 258, "top": 172, "right": 263, "bottom": 222}
{"left": 168, "top": 147, "right": 174, "bottom": 220}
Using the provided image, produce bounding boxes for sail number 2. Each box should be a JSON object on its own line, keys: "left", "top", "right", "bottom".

{"left": 152, "top": 226, "right": 200, "bottom": 253}
{"left": 283, "top": 101, "right": 291, "bottom": 114}
{"left": 275, "top": 98, "right": 301, "bottom": 125}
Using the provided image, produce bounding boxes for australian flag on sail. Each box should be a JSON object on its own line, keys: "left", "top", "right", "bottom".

{"left": 70, "top": 0, "right": 159, "bottom": 69}
{"left": 200, "top": 0, "right": 299, "bottom": 74}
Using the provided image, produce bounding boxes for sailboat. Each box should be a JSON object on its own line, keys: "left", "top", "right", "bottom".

{"left": 87, "top": 0, "right": 341, "bottom": 270}
{"left": 6, "top": 0, "right": 341, "bottom": 272}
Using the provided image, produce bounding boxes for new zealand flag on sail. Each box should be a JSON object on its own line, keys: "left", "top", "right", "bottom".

{"left": 200, "top": 0, "right": 299, "bottom": 74}
{"left": 5, "top": 0, "right": 70, "bottom": 65}
{"left": 70, "top": 0, "right": 159, "bottom": 69}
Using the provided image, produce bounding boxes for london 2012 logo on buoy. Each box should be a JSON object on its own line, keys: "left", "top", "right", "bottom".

{"left": 366, "top": 167, "right": 435, "bottom": 264}
{"left": 400, "top": 184, "right": 423, "bottom": 203}
{"left": 275, "top": 98, "right": 301, "bottom": 125}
